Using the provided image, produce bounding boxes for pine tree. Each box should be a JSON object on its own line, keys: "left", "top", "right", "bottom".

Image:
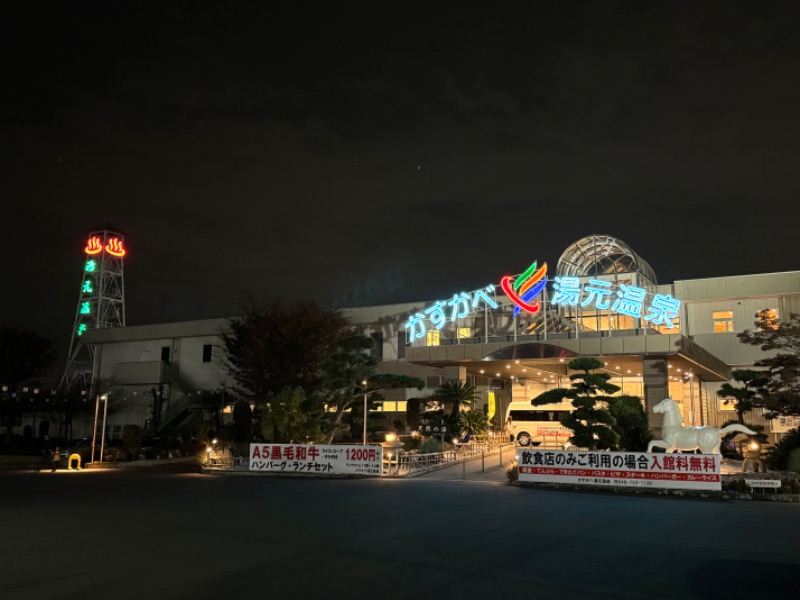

{"left": 717, "top": 369, "right": 769, "bottom": 423}
{"left": 322, "top": 334, "right": 424, "bottom": 442}
{"left": 738, "top": 310, "right": 800, "bottom": 417}
{"left": 532, "top": 356, "right": 620, "bottom": 450}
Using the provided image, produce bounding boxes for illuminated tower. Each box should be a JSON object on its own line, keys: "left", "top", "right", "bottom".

{"left": 60, "top": 227, "right": 128, "bottom": 390}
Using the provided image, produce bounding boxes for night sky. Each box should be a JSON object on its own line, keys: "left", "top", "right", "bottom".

{"left": 3, "top": 1, "right": 800, "bottom": 360}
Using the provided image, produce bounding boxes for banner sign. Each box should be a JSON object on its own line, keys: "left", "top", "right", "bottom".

{"left": 249, "top": 444, "right": 383, "bottom": 476}
{"left": 517, "top": 449, "right": 721, "bottom": 491}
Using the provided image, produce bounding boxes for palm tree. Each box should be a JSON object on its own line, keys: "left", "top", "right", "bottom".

{"left": 458, "top": 409, "right": 489, "bottom": 439}
{"left": 432, "top": 381, "right": 479, "bottom": 429}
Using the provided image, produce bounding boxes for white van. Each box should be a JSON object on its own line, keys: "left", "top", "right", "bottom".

{"left": 505, "top": 401, "right": 573, "bottom": 447}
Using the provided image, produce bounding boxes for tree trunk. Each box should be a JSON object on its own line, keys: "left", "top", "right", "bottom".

{"left": 325, "top": 403, "right": 352, "bottom": 444}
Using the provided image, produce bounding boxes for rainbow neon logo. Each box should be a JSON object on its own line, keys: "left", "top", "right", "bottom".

{"left": 500, "top": 260, "right": 548, "bottom": 315}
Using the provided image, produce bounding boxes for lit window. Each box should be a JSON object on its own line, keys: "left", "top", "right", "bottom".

{"left": 712, "top": 310, "right": 733, "bottom": 333}
{"left": 426, "top": 330, "right": 440, "bottom": 346}
{"left": 457, "top": 327, "right": 472, "bottom": 339}
{"left": 653, "top": 318, "right": 680, "bottom": 335}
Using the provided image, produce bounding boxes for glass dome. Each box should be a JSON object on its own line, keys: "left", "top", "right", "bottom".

{"left": 556, "top": 234, "right": 657, "bottom": 285}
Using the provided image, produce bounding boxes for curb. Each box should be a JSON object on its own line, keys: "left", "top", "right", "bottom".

{"left": 86, "top": 457, "right": 197, "bottom": 469}
{"left": 512, "top": 481, "right": 800, "bottom": 502}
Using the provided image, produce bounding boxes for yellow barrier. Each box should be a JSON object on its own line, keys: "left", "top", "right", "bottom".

{"left": 68, "top": 453, "right": 82, "bottom": 470}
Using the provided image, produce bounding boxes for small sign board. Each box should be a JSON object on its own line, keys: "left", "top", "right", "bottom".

{"left": 744, "top": 479, "right": 781, "bottom": 489}
{"left": 417, "top": 424, "right": 449, "bottom": 436}
{"left": 249, "top": 444, "right": 383, "bottom": 475}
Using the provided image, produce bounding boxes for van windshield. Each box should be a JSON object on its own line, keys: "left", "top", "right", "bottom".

{"left": 509, "top": 410, "right": 569, "bottom": 422}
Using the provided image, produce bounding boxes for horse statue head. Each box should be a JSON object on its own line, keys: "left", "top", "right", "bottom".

{"left": 652, "top": 397, "right": 680, "bottom": 416}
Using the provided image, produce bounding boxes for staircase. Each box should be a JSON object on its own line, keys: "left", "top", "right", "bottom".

{"left": 158, "top": 363, "right": 217, "bottom": 432}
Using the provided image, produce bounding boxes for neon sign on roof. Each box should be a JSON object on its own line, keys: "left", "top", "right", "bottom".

{"left": 551, "top": 277, "right": 680, "bottom": 328}
{"left": 84, "top": 236, "right": 127, "bottom": 258}
{"left": 501, "top": 260, "right": 548, "bottom": 316}
{"left": 404, "top": 258, "right": 682, "bottom": 342}
{"left": 404, "top": 286, "right": 498, "bottom": 341}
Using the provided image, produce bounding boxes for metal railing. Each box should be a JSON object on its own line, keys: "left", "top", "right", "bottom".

{"left": 388, "top": 441, "right": 516, "bottom": 476}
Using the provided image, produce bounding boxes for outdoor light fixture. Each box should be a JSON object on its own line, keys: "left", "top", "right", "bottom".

{"left": 381, "top": 432, "right": 404, "bottom": 476}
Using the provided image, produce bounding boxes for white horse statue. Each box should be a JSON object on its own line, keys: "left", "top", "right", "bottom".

{"left": 646, "top": 397, "right": 756, "bottom": 454}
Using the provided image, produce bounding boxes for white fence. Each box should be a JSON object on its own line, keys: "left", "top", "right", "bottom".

{"left": 388, "top": 440, "right": 515, "bottom": 476}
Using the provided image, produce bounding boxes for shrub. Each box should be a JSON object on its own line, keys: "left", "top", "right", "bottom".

{"left": 418, "top": 437, "right": 442, "bottom": 454}
{"left": 787, "top": 448, "right": 800, "bottom": 474}
{"left": 607, "top": 395, "right": 653, "bottom": 451}
{"left": 722, "top": 478, "right": 749, "bottom": 493}
{"left": 780, "top": 477, "right": 800, "bottom": 494}
{"left": 766, "top": 427, "right": 800, "bottom": 471}
{"left": 401, "top": 435, "right": 420, "bottom": 452}
{"left": 122, "top": 424, "right": 143, "bottom": 460}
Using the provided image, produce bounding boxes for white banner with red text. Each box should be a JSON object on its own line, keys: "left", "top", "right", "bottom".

{"left": 249, "top": 444, "right": 383, "bottom": 475}
{"left": 517, "top": 449, "right": 721, "bottom": 491}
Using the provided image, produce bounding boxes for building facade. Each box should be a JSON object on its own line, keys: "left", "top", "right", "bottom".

{"left": 69, "top": 235, "right": 799, "bottom": 444}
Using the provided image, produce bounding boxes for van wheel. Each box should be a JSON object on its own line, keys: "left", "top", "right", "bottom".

{"left": 517, "top": 432, "right": 532, "bottom": 446}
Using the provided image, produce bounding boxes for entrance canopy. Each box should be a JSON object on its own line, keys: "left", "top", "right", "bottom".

{"left": 406, "top": 333, "right": 730, "bottom": 384}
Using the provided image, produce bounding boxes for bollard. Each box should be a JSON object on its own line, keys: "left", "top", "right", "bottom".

{"left": 462, "top": 456, "right": 466, "bottom": 479}
{"left": 481, "top": 447, "right": 485, "bottom": 472}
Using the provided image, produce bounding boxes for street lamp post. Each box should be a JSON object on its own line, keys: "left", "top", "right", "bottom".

{"left": 99, "top": 394, "right": 109, "bottom": 462}
{"left": 91, "top": 393, "right": 109, "bottom": 464}
{"left": 91, "top": 394, "right": 100, "bottom": 464}
{"left": 362, "top": 380, "right": 368, "bottom": 446}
